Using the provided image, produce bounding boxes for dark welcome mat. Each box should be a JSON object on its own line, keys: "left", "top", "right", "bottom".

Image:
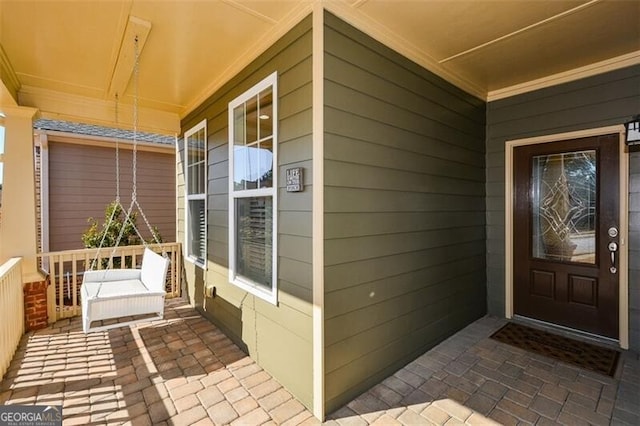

{"left": 490, "top": 322, "right": 620, "bottom": 377}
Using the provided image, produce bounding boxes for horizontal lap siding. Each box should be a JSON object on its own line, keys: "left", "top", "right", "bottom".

{"left": 486, "top": 65, "right": 640, "bottom": 350}
{"left": 179, "top": 16, "right": 313, "bottom": 409}
{"left": 48, "top": 141, "right": 175, "bottom": 251}
{"left": 323, "top": 12, "right": 486, "bottom": 411}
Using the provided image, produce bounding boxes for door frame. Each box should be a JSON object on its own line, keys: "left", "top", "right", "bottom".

{"left": 505, "top": 125, "right": 629, "bottom": 349}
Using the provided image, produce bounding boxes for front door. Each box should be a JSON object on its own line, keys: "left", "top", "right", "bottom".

{"left": 513, "top": 134, "right": 619, "bottom": 339}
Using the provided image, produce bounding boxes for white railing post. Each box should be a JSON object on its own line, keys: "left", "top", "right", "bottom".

{"left": 0, "top": 257, "right": 25, "bottom": 380}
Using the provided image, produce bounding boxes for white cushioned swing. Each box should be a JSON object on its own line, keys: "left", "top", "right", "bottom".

{"left": 80, "top": 36, "right": 172, "bottom": 334}
{"left": 81, "top": 248, "right": 170, "bottom": 333}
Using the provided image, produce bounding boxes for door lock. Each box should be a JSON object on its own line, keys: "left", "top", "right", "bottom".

{"left": 608, "top": 241, "right": 618, "bottom": 274}
{"left": 608, "top": 227, "right": 618, "bottom": 238}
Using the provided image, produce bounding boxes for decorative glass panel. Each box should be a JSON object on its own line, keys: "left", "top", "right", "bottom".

{"left": 236, "top": 197, "right": 272, "bottom": 288}
{"left": 532, "top": 150, "right": 596, "bottom": 263}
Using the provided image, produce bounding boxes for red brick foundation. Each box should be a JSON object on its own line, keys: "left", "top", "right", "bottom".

{"left": 24, "top": 279, "right": 49, "bottom": 331}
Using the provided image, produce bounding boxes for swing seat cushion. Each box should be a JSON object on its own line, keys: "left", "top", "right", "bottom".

{"left": 81, "top": 248, "right": 170, "bottom": 333}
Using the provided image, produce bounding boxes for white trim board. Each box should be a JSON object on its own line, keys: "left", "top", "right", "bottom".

{"left": 311, "top": 3, "right": 325, "bottom": 420}
{"left": 504, "top": 125, "right": 629, "bottom": 349}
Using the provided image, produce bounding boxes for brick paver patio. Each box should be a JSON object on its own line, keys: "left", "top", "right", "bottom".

{"left": 1, "top": 299, "right": 638, "bottom": 425}
{"left": 327, "top": 316, "right": 639, "bottom": 426}
{"left": 0, "top": 299, "right": 316, "bottom": 425}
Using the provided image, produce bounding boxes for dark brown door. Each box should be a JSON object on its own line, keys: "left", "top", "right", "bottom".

{"left": 514, "top": 134, "right": 619, "bottom": 339}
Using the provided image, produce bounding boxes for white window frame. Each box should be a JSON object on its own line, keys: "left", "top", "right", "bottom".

{"left": 228, "top": 72, "right": 278, "bottom": 305}
{"left": 184, "top": 119, "right": 207, "bottom": 268}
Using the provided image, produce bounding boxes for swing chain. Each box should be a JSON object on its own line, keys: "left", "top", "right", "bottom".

{"left": 132, "top": 35, "right": 139, "bottom": 203}
{"left": 89, "top": 34, "right": 168, "bottom": 271}
{"left": 115, "top": 93, "right": 120, "bottom": 203}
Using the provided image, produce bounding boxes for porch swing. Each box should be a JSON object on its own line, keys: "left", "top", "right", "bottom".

{"left": 81, "top": 36, "right": 170, "bottom": 334}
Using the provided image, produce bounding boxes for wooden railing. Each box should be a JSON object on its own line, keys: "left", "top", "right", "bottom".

{"left": 37, "top": 243, "right": 182, "bottom": 322}
{"left": 0, "top": 257, "right": 24, "bottom": 380}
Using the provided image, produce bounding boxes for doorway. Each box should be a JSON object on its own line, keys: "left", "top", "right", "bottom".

{"left": 505, "top": 127, "right": 628, "bottom": 347}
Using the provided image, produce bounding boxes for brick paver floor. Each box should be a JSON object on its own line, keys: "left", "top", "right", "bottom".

{"left": 1, "top": 300, "right": 638, "bottom": 425}
{"left": 0, "top": 299, "right": 317, "bottom": 425}
{"left": 326, "top": 316, "right": 640, "bottom": 425}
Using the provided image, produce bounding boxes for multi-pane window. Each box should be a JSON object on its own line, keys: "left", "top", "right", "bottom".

{"left": 184, "top": 120, "right": 206, "bottom": 266}
{"left": 228, "top": 72, "right": 277, "bottom": 304}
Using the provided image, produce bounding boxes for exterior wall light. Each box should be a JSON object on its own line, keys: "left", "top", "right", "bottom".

{"left": 624, "top": 115, "right": 640, "bottom": 146}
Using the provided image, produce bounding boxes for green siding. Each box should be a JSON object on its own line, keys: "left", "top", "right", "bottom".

{"left": 323, "top": 12, "right": 486, "bottom": 412}
{"left": 486, "top": 65, "right": 640, "bottom": 351}
{"left": 178, "top": 15, "right": 314, "bottom": 409}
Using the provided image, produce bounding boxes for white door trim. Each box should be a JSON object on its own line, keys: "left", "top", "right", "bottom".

{"left": 505, "top": 125, "right": 629, "bottom": 349}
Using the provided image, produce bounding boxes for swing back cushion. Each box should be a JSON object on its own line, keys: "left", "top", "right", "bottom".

{"left": 81, "top": 248, "right": 170, "bottom": 333}
{"left": 141, "top": 248, "right": 170, "bottom": 293}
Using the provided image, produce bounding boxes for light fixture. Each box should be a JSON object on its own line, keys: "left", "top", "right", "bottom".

{"left": 259, "top": 114, "right": 270, "bottom": 120}
{"left": 624, "top": 115, "right": 640, "bottom": 146}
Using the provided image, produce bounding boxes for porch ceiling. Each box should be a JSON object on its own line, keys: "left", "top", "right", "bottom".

{"left": 0, "top": 0, "right": 638, "bottom": 134}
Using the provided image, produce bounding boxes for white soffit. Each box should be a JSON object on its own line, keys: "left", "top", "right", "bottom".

{"left": 332, "top": 0, "right": 640, "bottom": 100}
{"left": 0, "top": 0, "right": 638, "bottom": 127}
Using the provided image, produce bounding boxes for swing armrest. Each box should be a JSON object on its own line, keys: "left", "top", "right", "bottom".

{"left": 83, "top": 269, "right": 141, "bottom": 283}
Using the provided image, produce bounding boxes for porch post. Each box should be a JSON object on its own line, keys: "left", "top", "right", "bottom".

{"left": 0, "top": 105, "right": 43, "bottom": 283}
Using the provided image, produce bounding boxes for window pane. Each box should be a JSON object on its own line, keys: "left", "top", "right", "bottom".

{"left": 234, "top": 105, "right": 245, "bottom": 145}
{"left": 234, "top": 145, "right": 259, "bottom": 190}
{"left": 234, "top": 142, "right": 273, "bottom": 191}
{"left": 187, "top": 128, "right": 205, "bottom": 195}
{"left": 258, "top": 138, "right": 273, "bottom": 188}
{"left": 188, "top": 199, "right": 206, "bottom": 263}
{"left": 246, "top": 96, "right": 258, "bottom": 143}
{"left": 532, "top": 150, "right": 596, "bottom": 264}
{"left": 236, "top": 197, "right": 272, "bottom": 288}
{"left": 259, "top": 88, "right": 273, "bottom": 139}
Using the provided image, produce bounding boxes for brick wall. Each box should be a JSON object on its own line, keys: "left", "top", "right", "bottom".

{"left": 24, "top": 280, "right": 48, "bottom": 331}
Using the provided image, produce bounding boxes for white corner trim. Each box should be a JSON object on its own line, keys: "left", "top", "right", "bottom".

{"left": 38, "top": 133, "right": 50, "bottom": 256}
{"left": 0, "top": 43, "right": 21, "bottom": 99}
{"left": 618, "top": 132, "right": 630, "bottom": 350}
{"left": 488, "top": 51, "right": 640, "bottom": 102}
{"left": 312, "top": 2, "right": 325, "bottom": 420}
{"left": 504, "top": 125, "right": 629, "bottom": 349}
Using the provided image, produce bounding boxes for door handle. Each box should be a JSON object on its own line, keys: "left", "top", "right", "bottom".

{"left": 608, "top": 242, "right": 618, "bottom": 274}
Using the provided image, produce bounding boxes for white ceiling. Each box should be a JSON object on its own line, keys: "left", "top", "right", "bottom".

{"left": 0, "top": 0, "right": 638, "bottom": 134}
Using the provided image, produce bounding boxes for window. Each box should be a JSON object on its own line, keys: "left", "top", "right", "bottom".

{"left": 184, "top": 120, "right": 207, "bottom": 267}
{"left": 228, "top": 72, "right": 277, "bottom": 304}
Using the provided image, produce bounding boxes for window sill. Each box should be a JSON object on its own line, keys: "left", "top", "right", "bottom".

{"left": 230, "top": 276, "right": 277, "bottom": 306}
{"left": 185, "top": 255, "right": 206, "bottom": 269}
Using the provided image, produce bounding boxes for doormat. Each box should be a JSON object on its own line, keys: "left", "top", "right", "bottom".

{"left": 490, "top": 322, "right": 620, "bottom": 377}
